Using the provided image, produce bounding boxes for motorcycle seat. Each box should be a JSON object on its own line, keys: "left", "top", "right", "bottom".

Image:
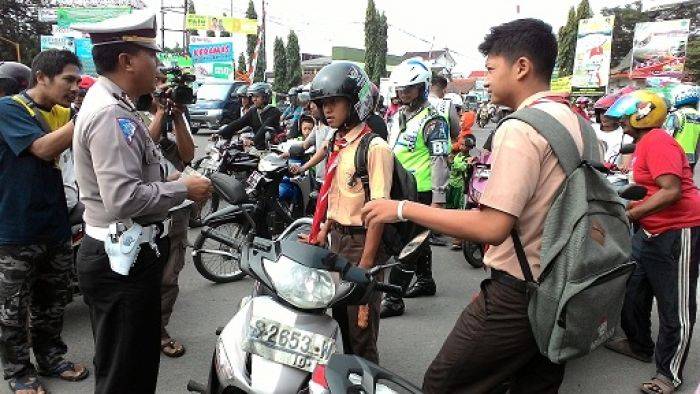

{"left": 210, "top": 172, "right": 247, "bottom": 204}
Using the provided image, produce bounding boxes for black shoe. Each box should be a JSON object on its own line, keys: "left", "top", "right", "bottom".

{"left": 380, "top": 298, "right": 405, "bottom": 318}
{"left": 404, "top": 279, "right": 436, "bottom": 298}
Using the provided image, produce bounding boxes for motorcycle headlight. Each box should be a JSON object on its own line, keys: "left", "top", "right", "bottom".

{"left": 208, "top": 109, "right": 223, "bottom": 117}
{"left": 263, "top": 256, "right": 336, "bottom": 309}
{"left": 215, "top": 338, "right": 234, "bottom": 383}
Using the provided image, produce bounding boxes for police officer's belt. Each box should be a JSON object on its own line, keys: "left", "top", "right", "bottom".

{"left": 85, "top": 218, "right": 171, "bottom": 241}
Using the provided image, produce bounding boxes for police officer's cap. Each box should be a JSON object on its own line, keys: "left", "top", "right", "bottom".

{"left": 71, "top": 10, "right": 161, "bottom": 52}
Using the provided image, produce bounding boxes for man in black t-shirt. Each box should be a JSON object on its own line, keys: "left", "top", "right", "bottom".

{"left": 218, "top": 82, "right": 281, "bottom": 149}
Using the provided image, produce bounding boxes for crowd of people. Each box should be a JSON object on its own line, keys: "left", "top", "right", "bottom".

{"left": 0, "top": 9, "right": 699, "bottom": 394}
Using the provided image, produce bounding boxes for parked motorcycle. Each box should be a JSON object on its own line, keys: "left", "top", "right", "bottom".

{"left": 190, "top": 134, "right": 261, "bottom": 227}
{"left": 191, "top": 152, "right": 312, "bottom": 283}
{"left": 308, "top": 354, "right": 422, "bottom": 394}
{"left": 186, "top": 219, "right": 429, "bottom": 394}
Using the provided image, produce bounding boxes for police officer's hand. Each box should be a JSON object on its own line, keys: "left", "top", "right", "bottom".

{"left": 181, "top": 176, "right": 213, "bottom": 203}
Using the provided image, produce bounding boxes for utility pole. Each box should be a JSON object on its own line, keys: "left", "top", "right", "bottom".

{"left": 159, "top": 0, "right": 189, "bottom": 53}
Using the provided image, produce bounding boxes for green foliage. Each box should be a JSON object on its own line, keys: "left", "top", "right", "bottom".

{"left": 0, "top": 0, "right": 51, "bottom": 64}
{"left": 246, "top": 0, "right": 258, "bottom": 60}
{"left": 364, "top": 0, "right": 388, "bottom": 84}
{"left": 273, "top": 37, "right": 287, "bottom": 91}
{"left": 237, "top": 52, "right": 247, "bottom": 74}
{"left": 556, "top": 6, "right": 578, "bottom": 76}
{"left": 286, "top": 30, "right": 302, "bottom": 88}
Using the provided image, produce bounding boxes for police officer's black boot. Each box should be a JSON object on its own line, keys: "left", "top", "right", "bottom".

{"left": 380, "top": 295, "right": 405, "bottom": 318}
{"left": 405, "top": 258, "right": 436, "bottom": 298}
{"left": 380, "top": 264, "right": 413, "bottom": 318}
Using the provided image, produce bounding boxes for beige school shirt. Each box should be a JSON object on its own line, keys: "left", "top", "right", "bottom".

{"left": 480, "top": 91, "right": 584, "bottom": 281}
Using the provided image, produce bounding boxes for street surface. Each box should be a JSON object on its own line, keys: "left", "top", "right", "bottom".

{"left": 34, "top": 124, "right": 700, "bottom": 394}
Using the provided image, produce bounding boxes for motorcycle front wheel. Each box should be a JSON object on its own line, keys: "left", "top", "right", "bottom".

{"left": 462, "top": 240, "right": 485, "bottom": 268}
{"left": 193, "top": 221, "right": 250, "bottom": 283}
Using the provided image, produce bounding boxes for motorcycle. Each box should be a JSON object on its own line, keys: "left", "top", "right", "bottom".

{"left": 308, "top": 354, "right": 422, "bottom": 394}
{"left": 461, "top": 148, "right": 491, "bottom": 269}
{"left": 191, "top": 152, "right": 312, "bottom": 283}
{"left": 190, "top": 133, "right": 261, "bottom": 227}
{"left": 187, "top": 218, "right": 430, "bottom": 393}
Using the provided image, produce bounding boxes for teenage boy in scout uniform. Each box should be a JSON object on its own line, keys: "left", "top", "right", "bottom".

{"left": 71, "top": 12, "right": 212, "bottom": 393}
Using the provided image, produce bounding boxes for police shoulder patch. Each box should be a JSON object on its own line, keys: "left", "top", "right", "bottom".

{"left": 117, "top": 118, "right": 138, "bottom": 144}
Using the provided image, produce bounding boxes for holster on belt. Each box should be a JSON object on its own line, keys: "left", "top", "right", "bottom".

{"left": 104, "top": 222, "right": 144, "bottom": 276}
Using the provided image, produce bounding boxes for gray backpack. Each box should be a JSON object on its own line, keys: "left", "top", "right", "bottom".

{"left": 500, "top": 107, "right": 634, "bottom": 364}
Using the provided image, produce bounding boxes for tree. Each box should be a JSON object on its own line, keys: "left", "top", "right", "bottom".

{"left": 576, "top": 0, "right": 593, "bottom": 21}
{"left": 372, "top": 12, "right": 389, "bottom": 84}
{"left": 364, "top": 0, "right": 379, "bottom": 83}
{"left": 237, "top": 53, "right": 248, "bottom": 74}
{"left": 254, "top": 41, "right": 266, "bottom": 82}
{"left": 601, "top": 1, "right": 649, "bottom": 68}
{"left": 555, "top": 6, "right": 578, "bottom": 76}
{"left": 272, "top": 37, "right": 287, "bottom": 92}
{"left": 0, "top": 0, "right": 51, "bottom": 64}
{"left": 246, "top": 0, "right": 258, "bottom": 60}
{"left": 286, "top": 31, "right": 302, "bottom": 88}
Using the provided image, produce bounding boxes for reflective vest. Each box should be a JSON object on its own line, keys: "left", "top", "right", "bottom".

{"left": 389, "top": 105, "right": 436, "bottom": 192}
{"left": 665, "top": 107, "right": 700, "bottom": 164}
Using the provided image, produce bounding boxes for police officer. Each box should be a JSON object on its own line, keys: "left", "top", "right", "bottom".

{"left": 71, "top": 11, "right": 212, "bottom": 393}
{"left": 664, "top": 84, "right": 700, "bottom": 171}
{"left": 381, "top": 58, "right": 450, "bottom": 318}
{"left": 429, "top": 74, "right": 461, "bottom": 141}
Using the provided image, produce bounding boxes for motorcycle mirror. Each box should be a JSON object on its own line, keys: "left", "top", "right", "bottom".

{"left": 618, "top": 184, "right": 647, "bottom": 201}
{"left": 399, "top": 230, "right": 430, "bottom": 261}
{"left": 619, "top": 143, "right": 636, "bottom": 155}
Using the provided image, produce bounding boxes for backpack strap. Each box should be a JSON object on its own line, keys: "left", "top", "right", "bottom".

{"left": 353, "top": 132, "right": 380, "bottom": 203}
{"left": 11, "top": 94, "right": 53, "bottom": 134}
{"left": 577, "top": 115, "right": 602, "bottom": 163}
{"left": 511, "top": 228, "right": 535, "bottom": 283}
{"left": 499, "top": 107, "right": 584, "bottom": 177}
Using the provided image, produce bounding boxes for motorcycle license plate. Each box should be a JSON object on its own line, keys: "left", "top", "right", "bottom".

{"left": 242, "top": 317, "right": 336, "bottom": 372}
{"left": 247, "top": 171, "right": 264, "bottom": 188}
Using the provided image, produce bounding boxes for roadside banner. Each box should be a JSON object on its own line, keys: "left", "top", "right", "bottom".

{"left": 630, "top": 19, "right": 690, "bottom": 79}
{"left": 185, "top": 14, "right": 258, "bottom": 35}
{"left": 40, "top": 35, "right": 75, "bottom": 51}
{"left": 57, "top": 7, "right": 131, "bottom": 27}
{"left": 551, "top": 75, "right": 572, "bottom": 94}
{"left": 571, "top": 16, "right": 614, "bottom": 96}
{"left": 157, "top": 53, "right": 194, "bottom": 69}
{"left": 74, "top": 38, "right": 96, "bottom": 75}
{"left": 189, "top": 42, "right": 234, "bottom": 64}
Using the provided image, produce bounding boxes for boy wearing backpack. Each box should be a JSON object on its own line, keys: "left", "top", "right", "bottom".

{"left": 303, "top": 62, "right": 394, "bottom": 364}
{"left": 363, "top": 19, "right": 595, "bottom": 392}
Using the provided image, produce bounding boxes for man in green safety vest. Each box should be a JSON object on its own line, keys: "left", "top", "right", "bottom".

{"left": 381, "top": 58, "right": 451, "bottom": 318}
{"left": 664, "top": 84, "right": 700, "bottom": 171}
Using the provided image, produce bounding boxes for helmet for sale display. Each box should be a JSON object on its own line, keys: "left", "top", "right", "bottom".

{"left": 605, "top": 89, "right": 668, "bottom": 129}
{"left": 309, "top": 61, "right": 373, "bottom": 124}
{"left": 0, "top": 61, "right": 31, "bottom": 96}
{"left": 390, "top": 57, "right": 431, "bottom": 99}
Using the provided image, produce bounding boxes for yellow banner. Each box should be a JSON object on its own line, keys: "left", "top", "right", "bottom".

{"left": 550, "top": 75, "right": 572, "bottom": 93}
{"left": 186, "top": 14, "right": 258, "bottom": 35}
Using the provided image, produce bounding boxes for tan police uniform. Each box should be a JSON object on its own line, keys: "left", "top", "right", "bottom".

{"left": 71, "top": 11, "right": 188, "bottom": 393}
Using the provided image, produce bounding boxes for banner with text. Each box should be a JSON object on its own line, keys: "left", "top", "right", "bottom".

{"left": 630, "top": 19, "right": 690, "bottom": 79}
{"left": 571, "top": 16, "right": 614, "bottom": 96}
{"left": 40, "top": 35, "right": 75, "bottom": 51}
{"left": 189, "top": 42, "right": 234, "bottom": 64}
{"left": 185, "top": 14, "right": 258, "bottom": 35}
{"left": 57, "top": 7, "right": 131, "bottom": 27}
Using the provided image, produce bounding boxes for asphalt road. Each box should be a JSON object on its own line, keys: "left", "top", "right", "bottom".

{"left": 34, "top": 124, "right": 700, "bottom": 394}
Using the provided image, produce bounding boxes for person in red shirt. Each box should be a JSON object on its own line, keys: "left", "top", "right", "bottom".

{"left": 604, "top": 90, "right": 700, "bottom": 394}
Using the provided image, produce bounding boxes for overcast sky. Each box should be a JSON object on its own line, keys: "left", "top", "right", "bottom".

{"left": 148, "top": 0, "right": 666, "bottom": 74}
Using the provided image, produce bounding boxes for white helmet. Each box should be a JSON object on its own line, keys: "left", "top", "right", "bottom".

{"left": 390, "top": 57, "right": 431, "bottom": 99}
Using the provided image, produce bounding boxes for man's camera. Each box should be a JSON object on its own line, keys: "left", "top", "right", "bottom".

{"left": 157, "top": 66, "right": 196, "bottom": 105}
{"left": 136, "top": 67, "right": 197, "bottom": 111}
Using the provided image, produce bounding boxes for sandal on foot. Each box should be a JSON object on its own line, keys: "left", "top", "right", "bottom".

{"left": 161, "top": 338, "right": 186, "bottom": 358}
{"left": 38, "top": 360, "right": 89, "bottom": 382}
{"left": 9, "top": 375, "right": 47, "bottom": 394}
{"left": 641, "top": 375, "right": 675, "bottom": 394}
{"left": 604, "top": 338, "right": 653, "bottom": 363}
